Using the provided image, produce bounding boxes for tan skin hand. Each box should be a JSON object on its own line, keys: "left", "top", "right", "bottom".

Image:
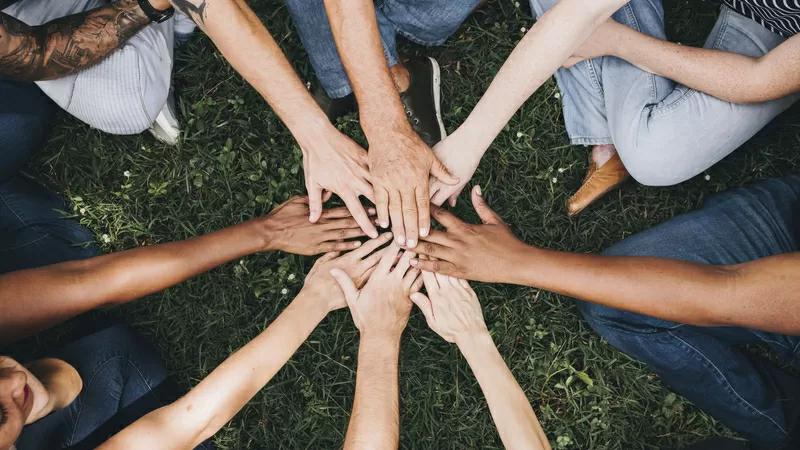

{"left": 410, "top": 274, "right": 488, "bottom": 345}
{"left": 260, "top": 196, "right": 376, "bottom": 255}
{"left": 411, "top": 186, "right": 527, "bottom": 284}
{"left": 302, "top": 131, "right": 378, "bottom": 238}
{"left": 330, "top": 243, "right": 423, "bottom": 339}
{"left": 302, "top": 233, "right": 395, "bottom": 312}
{"left": 369, "top": 125, "right": 459, "bottom": 250}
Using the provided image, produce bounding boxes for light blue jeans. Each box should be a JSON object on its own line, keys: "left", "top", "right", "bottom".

{"left": 529, "top": 0, "right": 798, "bottom": 186}
{"left": 285, "top": 0, "right": 479, "bottom": 99}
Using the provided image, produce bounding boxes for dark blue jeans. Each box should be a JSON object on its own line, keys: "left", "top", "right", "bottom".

{"left": 577, "top": 174, "right": 800, "bottom": 450}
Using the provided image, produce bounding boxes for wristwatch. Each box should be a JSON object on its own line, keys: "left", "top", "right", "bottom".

{"left": 138, "top": 0, "right": 175, "bottom": 23}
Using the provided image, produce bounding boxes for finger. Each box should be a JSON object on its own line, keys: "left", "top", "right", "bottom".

{"left": 411, "top": 241, "right": 452, "bottom": 260}
{"left": 431, "top": 205, "right": 465, "bottom": 230}
{"left": 434, "top": 269, "right": 450, "bottom": 287}
{"left": 389, "top": 190, "right": 405, "bottom": 246}
{"left": 378, "top": 242, "right": 402, "bottom": 273}
{"left": 416, "top": 186, "right": 431, "bottom": 239}
{"left": 359, "top": 242, "right": 394, "bottom": 271}
{"left": 325, "top": 227, "right": 368, "bottom": 242}
{"left": 448, "top": 195, "right": 457, "bottom": 208}
{"left": 401, "top": 191, "right": 419, "bottom": 248}
{"left": 410, "top": 293, "right": 434, "bottom": 323}
{"left": 410, "top": 273, "right": 424, "bottom": 293}
{"left": 321, "top": 206, "right": 355, "bottom": 220}
{"left": 349, "top": 232, "right": 393, "bottom": 260}
{"left": 343, "top": 194, "right": 379, "bottom": 238}
{"left": 330, "top": 268, "right": 359, "bottom": 302}
{"left": 322, "top": 190, "right": 333, "bottom": 203}
{"left": 410, "top": 259, "right": 458, "bottom": 277}
{"left": 472, "top": 185, "right": 504, "bottom": 225}
{"left": 317, "top": 240, "right": 363, "bottom": 253}
{"left": 317, "top": 252, "right": 340, "bottom": 264}
{"left": 403, "top": 267, "right": 420, "bottom": 290}
{"left": 458, "top": 278, "right": 471, "bottom": 289}
{"left": 358, "top": 180, "right": 376, "bottom": 203}
{"left": 421, "top": 266, "right": 439, "bottom": 292}
{"left": 430, "top": 188, "right": 449, "bottom": 207}
{"left": 422, "top": 230, "right": 457, "bottom": 247}
{"left": 308, "top": 185, "right": 324, "bottom": 223}
{"left": 375, "top": 187, "right": 390, "bottom": 230}
{"left": 431, "top": 156, "right": 460, "bottom": 186}
{"left": 394, "top": 250, "right": 416, "bottom": 277}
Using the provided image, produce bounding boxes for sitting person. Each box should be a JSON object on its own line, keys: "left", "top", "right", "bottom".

{"left": 411, "top": 180, "right": 800, "bottom": 449}
{"left": 329, "top": 247, "right": 551, "bottom": 449}
{"left": 428, "top": 0, "right": 799, "bottom": 215}
{"left": 0, "top": 232, "right": 395, "bottom": 450}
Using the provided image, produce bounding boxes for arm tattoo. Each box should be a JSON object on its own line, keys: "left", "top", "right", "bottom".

{"left": 0, "top": 0, "right": 150, "bottom": 81}
{"left": 170, "top": 0, "right": 207, "bottom": 28}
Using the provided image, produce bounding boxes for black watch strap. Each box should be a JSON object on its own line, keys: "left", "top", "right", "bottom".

{"left": 137, "top": 0, "right": 175, "bottom": 23}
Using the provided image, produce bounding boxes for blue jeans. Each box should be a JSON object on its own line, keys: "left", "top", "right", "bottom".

{"left": 15, "top": 322, "right": 213, "bottom": 450}
{"left": 577, "top": 174, "right": 800, "bottom": 449}
{"left": 529, "top": 0, "right": 798, "bottom": 186}
{"left": 0, "top": 81, "right": 56, "bottom": 185}
{"left": 285, "top": 0, "right": 478, "bottom": 98}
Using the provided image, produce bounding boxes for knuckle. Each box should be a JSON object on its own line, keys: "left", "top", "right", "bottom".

{"left": 424, "top": 242, "right": 437, "bottom": 254}
{"left": 416, "top": 197, "right": 429, "bottom": 209}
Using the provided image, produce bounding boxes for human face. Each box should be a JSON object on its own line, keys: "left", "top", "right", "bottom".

{"left": 0, "top": 357, "right": 49, "bottom": 450}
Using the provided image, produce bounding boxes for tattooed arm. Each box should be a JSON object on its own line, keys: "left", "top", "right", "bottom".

{"left": 0, "top": 0, "right": 159, "bottom": 81}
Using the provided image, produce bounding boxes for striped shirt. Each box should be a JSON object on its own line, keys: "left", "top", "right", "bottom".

{"left": 725, "top": 0, "right": 800, "bottom": 37}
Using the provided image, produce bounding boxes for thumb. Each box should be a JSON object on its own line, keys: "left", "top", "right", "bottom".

{"left": 431, "top": 157, "right": 460, "bottom": 186}
{"left": 330, "top": 268, "right": 359, "bottom": 303}
{"left": 410, "top": 293, "right": 434, "bottom": 323}
{"left": 471, "top": 185, "right": 503, "bottom": 225}
{"left": 308, "top": 185, "right": 324, "bottom": 223}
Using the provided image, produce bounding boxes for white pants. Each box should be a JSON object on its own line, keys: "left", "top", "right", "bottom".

{"left": 3, "top": 0, "right": 175, "bottom": 134}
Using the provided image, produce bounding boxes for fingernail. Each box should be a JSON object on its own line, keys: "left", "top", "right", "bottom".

{"left": 368, "top": 208, "right": 377, "bottom": 215}
{"left": 384, "top": 232, "right": 393, "bottom": 239}
{"left": 368, "top": 230, "right": 378, "bottom": 239}
{"left": 420, "top": 228, "right": 429, "bottom": 237}
{"left": 381, "top": 221, "right": 389, "bottom": 228}
{"left": 396, "top": 235, "right": 406, "bottom": 245}
{"left": 476, "top": 186, "right": 482, "bottom": 196}
{"left": 407, "top": 239, "right": 416, "bottom": 248}
{"left": 411, "top": 259, "right": 418, "bottom": 266}
{"left": 353, "top": 241, "right": 362, "bottom": 248}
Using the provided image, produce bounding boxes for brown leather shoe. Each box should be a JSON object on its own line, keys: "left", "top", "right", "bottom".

{"left": 567, "top": 153, "right": 630, "bottom": 216}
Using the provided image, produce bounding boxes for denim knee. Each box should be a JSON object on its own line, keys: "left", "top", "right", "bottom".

{"left": 384, "top": 0, "right": 478, "bottom": 46}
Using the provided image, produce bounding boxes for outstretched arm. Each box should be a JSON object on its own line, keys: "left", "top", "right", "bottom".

{"left": 566, "top": 19, "right": 800, "bottom": 104}
{"left": 410, "top": 274, "right": 549, "bottom": 449}
{"left": 412, "top": 186, "right": 800, "bottom": 336}
{"left": 330, "top": 244, "right": 421, "bottom": 449}
{"left": 0, "top": 0, "right": 151, "bottom": 80}
{"left": 0, "top": 197, "right": 366, "bottom": 345}
{"left": 98, "top": 246, "right": 386, "bottom": 450}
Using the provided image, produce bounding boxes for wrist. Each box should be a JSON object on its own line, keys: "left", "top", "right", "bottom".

{"left": 455, "top": 329, "right": 494, "bottom": 359}
{"left": 506, "top": 244, "right": 542, "bottom": 286}
{"left": 360, "top": 328, "right": 404, "bottom": 347}
{"left": 360, "top": 105, "right": 411, "bottom": 139}
{"left": 240, "top": 217, "right": 277, "bottom": 253}
{"left": 291, "top": 289, "right": 332, "bottom": 321}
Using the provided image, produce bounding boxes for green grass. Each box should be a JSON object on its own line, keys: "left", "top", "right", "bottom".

{"left": 17, "top": 0, "right": 800, "bottom": 448}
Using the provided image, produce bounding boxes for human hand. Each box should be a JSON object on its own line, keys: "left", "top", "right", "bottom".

{"left": 429, "top": 130, "right": 483, "bottom": 207}
{"left": 301, "top": 129, "right": 378, "bottom": 238}
{"left": 330, "top": 243, "right": 423, "bottom": 340}
{"left": 410, "top": 186, "right": 529, "bottom": 284}
{"left": 562, "top": 19, "right": 621, "bottom": 68}
{"left": 300, "top": 233, "right": 395, "bottom": 312}
{"left": 410, "top": 273, "right": 488, "bottom": 345}
{"left": 258, "top": 196, "right": 376, "bottom": 256}
{"left": 368, "top": 125, "right": 459, "bottom": 249}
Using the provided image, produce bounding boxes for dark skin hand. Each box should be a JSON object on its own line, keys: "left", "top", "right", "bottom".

{"left": 0, "top": 0, "right": 152, "bottom": 81}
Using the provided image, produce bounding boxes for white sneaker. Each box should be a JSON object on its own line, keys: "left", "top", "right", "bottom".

{"left": 174, "top": 11, "right": 197, "bottom": 45}
{"left": 148, "top": 89, "right": 180, "bottom": 146}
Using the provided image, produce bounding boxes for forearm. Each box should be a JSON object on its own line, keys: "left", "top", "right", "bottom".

{"left": 323, "top": 0, "right": 407, "bottom": 135}
{"left": 0, "top": 0, "right": 150, "bottom": 81}
{"left": 456, "top": 0, "right": 626, "bottom": 150}
{"left": 0, "top": 219, "right": 269, "bottom": 345}
{"left": 609, "top": 24, "right": 795, "bottom": 103}
{"left": 511, "top": 246, "right": 800, "bottom": 334}
{"left": 458, "top": 332, "right": 549, "bottom": 450}
{"left": 345, "top": 334, "right": 401, "bottom": 450}
{"left": 171, "top": 0, "right": 336, "bottom": 146}
{"left": 99, "top": 291, "right": 328, "bottom": 449}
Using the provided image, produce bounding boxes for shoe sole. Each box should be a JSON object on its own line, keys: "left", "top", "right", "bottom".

{"left": 426, "top": 56, "right": 447, "bottom": 140}
{"left": 149, "top": 110, "right": 180, "bottom": 146}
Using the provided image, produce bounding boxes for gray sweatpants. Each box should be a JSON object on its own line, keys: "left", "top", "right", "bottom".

{"left": 2, "top": 0, "right": 175, "bottom": 134}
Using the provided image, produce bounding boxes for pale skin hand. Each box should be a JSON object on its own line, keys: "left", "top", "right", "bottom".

{"left": 322, "top": 0, "right": 459, "bottom": 249}
{"left": 411, "top": 186, "right": 528, "bottom": 284}
{"left": 330, "top": 244, "right": 422, "bottom": 450}
{"left": 410, "top": 277, "right": 550, "bottom": 450}
{"left": 565, "top": 19, "right": 800, "bottom": 104}
{"left": 98, "top": 251, "right": 384, "bottom": 450}
{"left": 429, "top": 129, "right": 482, "bottom": 207}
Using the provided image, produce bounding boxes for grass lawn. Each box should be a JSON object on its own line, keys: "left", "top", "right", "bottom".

{"left": 15, "top": 0, "right": 800, "bottom": 448}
